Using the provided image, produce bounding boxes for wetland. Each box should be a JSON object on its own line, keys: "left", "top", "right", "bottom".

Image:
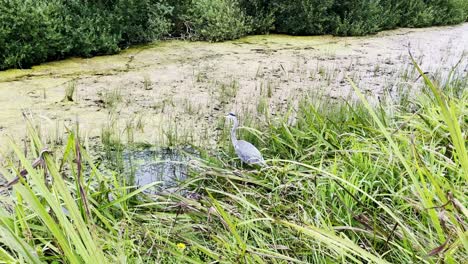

{"left": 0, "top": 23, "right": 467, "bottom": 264}
{"left": 1, "top": 23, "right": 466, "bottom": 150}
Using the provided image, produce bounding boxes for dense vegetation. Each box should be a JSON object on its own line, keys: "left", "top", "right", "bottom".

{"left": 0, "top": 61, "right": 467, "bottom": 262}
{"left": 1, "top": 0, "right": 468, "bottom": 70}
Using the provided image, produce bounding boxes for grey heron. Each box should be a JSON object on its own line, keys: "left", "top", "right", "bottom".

{"left": 226, "top": 113, "right": 266, "bottom": 166}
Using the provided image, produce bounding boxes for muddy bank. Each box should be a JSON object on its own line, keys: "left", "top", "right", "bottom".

{"left": 0, "top": 23, "right": 467, "bottom": 151}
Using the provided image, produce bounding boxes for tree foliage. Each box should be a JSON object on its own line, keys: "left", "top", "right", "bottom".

{"left": 1, "top": 0, "right": 467, "bottom": 70}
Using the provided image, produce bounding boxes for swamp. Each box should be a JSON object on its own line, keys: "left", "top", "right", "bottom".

{"left": 0, "top": 1, "right": 467, "bottom": 263}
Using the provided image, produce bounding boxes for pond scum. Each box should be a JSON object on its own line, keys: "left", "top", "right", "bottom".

{"left": 0, "top": 59, "right": 466, "bottom": 263}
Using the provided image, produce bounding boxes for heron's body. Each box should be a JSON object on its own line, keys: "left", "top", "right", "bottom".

{"left": 234, "top": 140, "right": 265, "bottom": 165}
{"left": 227, "top": 113, "right": 265, "bottom": 166}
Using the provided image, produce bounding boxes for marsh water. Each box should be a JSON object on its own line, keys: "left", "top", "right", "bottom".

{"left": 0, "top": 23, "right": 467, "bottom": 152}
{"left": 122, "top": 147, "right": 196, "bottom": 195}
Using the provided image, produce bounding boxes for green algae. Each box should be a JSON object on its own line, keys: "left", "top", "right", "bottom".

{"left": 0, "top": 24, "right": 466, "bottom": 150}
{"left": 0, "top": 34, "right": 345, "bottom": 84}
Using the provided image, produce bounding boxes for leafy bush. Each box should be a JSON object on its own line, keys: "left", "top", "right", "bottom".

{"left": 114, "top": 0, "right": 173, "bottom": 45}
{"left": 332, "top": 0, "right": 383, "bottom": 36}
{"left": 59, "top": 1, "right": 120, "bottom": 57}
{"left": 238, "top": 0, "right": 276, "bottom": 34}
{"left": 0, "top": 0, "right": 172, "bottom": 70}
{"left": 428, "top": 0, "right": 467, "bottom": 25}
{"left": 465, "top": 0, "right": 468, "bottom": 20}
{"left": 0, "top": 0, "right": 63, "bottom": 69}
{"left": 170, "top": 0, "right": 271, "bottom": 39}
{"left": 271, "top": 0, "right": 468, "bottom": 36}
{"left": 181, "top": 0, "right": 251, "bottom": 41}
{"left": 165, "top": 0, "right": 192, "bottom": 37}
{"left": 272, "top": 0, "right": 337, "bottom": 35}
{"left": 389, "top": 0, "right": 434, "bottom": 27}
{"left": 272, "top": 0, "right": 390, "bottom": 36}
{"left": 382, "top": 0, "right": 467, "bottom": 28}
{"left": 1, "top": 0, "right": 467, "bottom": 70}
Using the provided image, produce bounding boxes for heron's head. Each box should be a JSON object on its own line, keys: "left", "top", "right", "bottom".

{"left": 225, "top": 112, "right": 237, "bottom": 121}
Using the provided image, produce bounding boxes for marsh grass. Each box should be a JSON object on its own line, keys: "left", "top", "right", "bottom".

{"left": 100, "top": 87, "right": 123, "bottom": 109}
{"left": 218, "top": 79, "right": 240, "bottom": 102}
{"left": 143, "top": 75, "right": 153, "bottom": 91}
{"left": 0, "top": 63, "right": 467, "bottom": 263}
{"left": 62, "top": 80, "right": 76, "bottom": 102}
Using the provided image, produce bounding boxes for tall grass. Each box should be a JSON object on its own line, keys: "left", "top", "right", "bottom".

{"left": 0, "top": 64, "right": 466, "bottom": 263}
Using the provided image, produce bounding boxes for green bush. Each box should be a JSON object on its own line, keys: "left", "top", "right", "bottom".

{"left": 59, "top": 1, "right": 120, "bottom": 57}
{"left": 332, "top": 0, "right": 383, "bottom": 36}
{"left": 62, "top": 0, "right": 172, "bottom": 47}
{"left": 114, "top": 0, "right": 173, "bottom": 45}
{"left": 383, "top": 0, "right": 467, "bottom": 27}
{"left": 272, "top": 0, "right": 337, "bottom": 35}
{"left": 1, "top": 0, "right": 467, "bottom": 70}
{"left": 166, "top": 0, "right": 192, "bottom": 37}
{"left": 390, "top": 0, "right": 434, "bottom": 27}
{"left": 465, "top": 0, "right": 468, "bottom": 20}
{"left": 268, "top": 0, "right": 468, "bottom": 36}
{"left": 239, "top": 0, "right": 276, "bottom": 34}
{"left": 0, "top": 0, "right": 63, "bottom": 69}
{"left": 183, "top": 0, "right": 251, "bottom": 41}
{"left": 377, "top": 0, "right": 416, "bottom": 29}
{"left": 0, "top": 0, "right": 172, "bottom": 70}
{"left": 170, "top": 0, "right": 272, "bottom": 39}
{"left": 428, "top": 0, "right": 467, "bottom": 25}
{"left": 0, "top": 0, "right": 117, "bottom": 69}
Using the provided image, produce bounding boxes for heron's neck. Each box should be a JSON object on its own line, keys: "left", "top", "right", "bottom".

{"left": 230, "top": 118, "right": 238, "bottom": 145}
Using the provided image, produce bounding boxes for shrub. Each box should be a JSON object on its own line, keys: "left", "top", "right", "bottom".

{"left": 377, "top": 0, "right": 410, "bottom": 29}
{"left": 62, "top": 0, "right": 172, "bottom": 47}
{"left": 0, "top": 0, "right": 123, "bottom": 69}
{"left": 1, "top": 0, "right": 467, "bottom": 70}
{"left": 272, "top": 0, "right": 337, "bottom": 35}
{"left": 114, "top": 0, "right": 173, "bottom": 45}
{"left": 165, "top": 0, "right": 192, "bottom": 37}
{"left": 59, "top": 1, "right": 120, "bottom": 57}
{"left": 332, "top": 0, "right": 384, "bottom": 36}
{"left": 0, "top": 0, "right": 64, "bottom": 69}
{"left": 183, "top": 0, "right": 251, "bottom": 41}
{"left": 465, "top": 0, "right": 468, "bottom": 20}
{"left": 428, "top": 0, "right": 467, "bottom": 25}
{"left": 392, "top": 0, "right": 434, "bottom": 27}
{"left": 0, "top": 0, "right": 172, "bottom": 70}
{"left": 238, "top": 0, "right": 276, "bottom": 34}
{"left": 268, "top": 0, "right": 468, "bottom": 36}
{"left": 383, "top": 0, "right": 467, "bottom": 28}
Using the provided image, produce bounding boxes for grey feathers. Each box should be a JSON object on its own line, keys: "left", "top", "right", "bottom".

{"left": 226, "top": 113, "right": 265, "bottom": 166}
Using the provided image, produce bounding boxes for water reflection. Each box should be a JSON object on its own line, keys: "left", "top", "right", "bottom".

{"left": 123, "top": 147, "right": 196, "bottom": 195}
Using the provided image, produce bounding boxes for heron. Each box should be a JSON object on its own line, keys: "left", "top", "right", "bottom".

{"left": 226, "top": 112, "right": 266, "bottom": 166}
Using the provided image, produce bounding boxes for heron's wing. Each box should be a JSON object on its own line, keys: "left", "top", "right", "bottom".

{"left": 235, "top": 140, "right": 265, "bottom": 164}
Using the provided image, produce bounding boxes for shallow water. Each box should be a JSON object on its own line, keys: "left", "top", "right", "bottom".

{"left": 122, "top": 147, "right": 197, "bottom": 194}
{"left": 0, "top": 23, "right": 466, "bottom": 151}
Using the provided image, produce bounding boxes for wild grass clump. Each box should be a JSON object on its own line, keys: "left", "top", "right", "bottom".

{"left": 62, "top": 80, "right": 76, "bottom": 102}
{"left": 0, "top": 66, "right": 466, "bottom": 263}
